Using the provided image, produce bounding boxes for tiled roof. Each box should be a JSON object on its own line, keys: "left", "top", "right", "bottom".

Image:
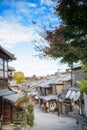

{"left": 0, "top": 89, "right": 16, "bottom": 96}
{"left": 53, "top": 74, "right": 71, "bottom": 84}
{"left": 23, "top": 74, "right": 71, "bottom": 88}
{"left": 38, "top": 74, "right": 71, "bottom": 87}
{"left": 3, "top": 93, "right": 24, "bottom": 103}
{"left": 21, "top": 80, "right": 31, "bottom": 86}
{"left": 38, "top": 76, "right": 57, "bottom": 88}
{"left": 9, "top": 81, "right": 19, "bottom": 87}
{"left": 72, "top": 64, "right": 82, "bottom": 69}
{"left": 68, "top": 87, "right": 79, "bottom": 91}
{"left": 0, "top": 45, "right": 16, "bottom": 61}
{"left": 39, "top": 94, "right": 57, "bottom": 101}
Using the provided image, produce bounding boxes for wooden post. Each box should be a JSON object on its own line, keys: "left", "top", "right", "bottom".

{"left": 84, "top": 93, "right": 87, "bottom": 118}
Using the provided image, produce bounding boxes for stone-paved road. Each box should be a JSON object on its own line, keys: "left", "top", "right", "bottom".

{"left": 30, "top": 105, "right": 78, "bottom": 130}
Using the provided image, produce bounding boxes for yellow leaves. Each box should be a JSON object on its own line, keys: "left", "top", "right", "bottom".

{"left": 14, "top": 71, "right": 25, "bottom": 84}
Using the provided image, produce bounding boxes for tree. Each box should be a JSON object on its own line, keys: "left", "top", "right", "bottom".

{"left": 16, "top": 95, "right": 34, "bottom": 126}
{"left": 79, "top": 80, "right": 87, "bottom": 94}
{"left": 31, "top": 75, "right": 38, "bottom": 81}
{"left": 14, "top": 71, "right": 25, "bottom": 84}
{"left": 79, "top": 64, "right": 87, "bottom": 93}
{"left": 38, "top": 0, "right": 87, "bottom": 66}
{"left": 81, "top": 64, "right": 87, "bottom": 80}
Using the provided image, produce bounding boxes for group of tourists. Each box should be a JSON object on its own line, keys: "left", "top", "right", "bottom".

{"left": 41, "top": 101, "right": 56, "bottom": 112}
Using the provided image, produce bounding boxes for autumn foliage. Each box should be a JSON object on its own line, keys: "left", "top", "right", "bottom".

{"left": 16, "top": 96, "right": 29, "bottom": 105}
{"left": 37, "top": 0, "right": 87, "bottom": 66}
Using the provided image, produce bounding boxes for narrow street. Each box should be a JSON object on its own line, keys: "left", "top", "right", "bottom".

{"left": 30, "top": 105, "right": 78, "bottom": 130}
{"left": 1, "top": 104, "right": 86, "bottom": 130}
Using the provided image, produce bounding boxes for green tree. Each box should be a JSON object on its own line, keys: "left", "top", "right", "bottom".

{"left": 79, "top": 64, "right": 87, "bottom": 93}
{"left": 16, "top": 95, "right": 34, "bottom": 126}
{"left": 78, "top": 80, "right": 87, "bottom": 94}
{"left": 14, "top": 71, "right": 25, "bottom": 84}
{"left": 38, "top": 0, "right": 87, "bottom": 66}
{"left": 81, "top": 64, "right": 87, "bottom": 79}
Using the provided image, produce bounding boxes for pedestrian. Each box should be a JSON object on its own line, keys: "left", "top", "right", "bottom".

{"left": 46, "top": 102, "right": 49, "bottom": 112}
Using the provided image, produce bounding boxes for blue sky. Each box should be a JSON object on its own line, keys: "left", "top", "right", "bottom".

{"left": 0, "top": 0, "right": 68, "bottom": 76}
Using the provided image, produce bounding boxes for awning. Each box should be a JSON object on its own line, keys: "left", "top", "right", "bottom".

{"left": 39, "top": 94, "right": 57, "bottom": 101}
{"left": 0, "top": 89, "right": 16, "bottom": 96}
{"left": 3, "top": 93, "right": 24, "bottom": 103}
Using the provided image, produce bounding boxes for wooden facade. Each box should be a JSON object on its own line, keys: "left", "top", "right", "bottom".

{"left": 71, "top": 65, "right": 84, "bottom": 87}
{"left": 58, "top": 65, "right": 85, "bottom": 116}
{"left": 3, "top": 100, "right": 13, "bottom": 122}
{"left": 58, "top": 99, "right": 72, "bottom": 115}
{"left": 38, "top": 84, "right": 56, "bottom": 112}
{"left": 57, "top": 76, "right": 72, "bottom": 115}
{"left": 38, "top": 75, "right": 72, "bottom": 113}
{"left": 71, "top": 65, "right": 85, "bottom": 116}
{"left": 38, "top": 86, "right": 52, "bottom": 96}
{"left": 0, "top": 93, "right": 14, "bottom": 123}
{"left": 56, "top": 84, "right": 63, "bottom": 96}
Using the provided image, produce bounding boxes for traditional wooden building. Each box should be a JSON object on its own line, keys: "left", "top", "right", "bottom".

{"left": 58, "top": 65, "right": 85, "bottom": 116}
{"left": 0, "top": 45, "right": 16, "bottom": 90}
{"left": 0, "top": 45, "right": 16, "bottom": 123}
{"left": 71, "top": 65, "right": 85, "bottom": 116}
{"left": 71, "top": 64, "right": 84, "bottom": 86}
{"left": 37, "top": 74, "right": 71, "bottom": 113}
{"left": 37, "top": 77, "right": 57, "bottom": 112}
{"left": 54, "top": 74, "right": 72, "bottom": 115}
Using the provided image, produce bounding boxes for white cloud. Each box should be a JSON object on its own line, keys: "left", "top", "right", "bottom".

{"left": 0, "top": 17, "right": 42, "bottom": 48}
{"left": 41, "top": 0, "right": 52, "bottom": 5}
{"left": 1, "top": 0, "right": 37, "bottom": 8}
{"left": 40, "top": 0, "right": 57, "bottom": 6}
{"left": 13, "top": 1, "right": 37, "bottom": 16}
{"left": 1, "top": 0, "right": 37, "bottom": 24}
{"left": 0, "top": 0, "right": 67, "bottom": 77}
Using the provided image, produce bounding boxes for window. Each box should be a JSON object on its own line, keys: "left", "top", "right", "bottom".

{"left": 4, "top": 60, "right": 8, "bottom": 71}
{"left": 0, "top": 58, "right": 8, "bottom": 78}
{"left": 0, "top": 58, "right": 3, "bottom": 77}
{"left": 0, "top": 70, "right": 3, "bottom": 77}
{"left": 0, "top": 58, "right": 3, "bottom": 69}
{"left": 0, "top": 58, "right": 3, "bottom": 64}
{"left": 0, "top": 64, "right": 3, "bottom": 69}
